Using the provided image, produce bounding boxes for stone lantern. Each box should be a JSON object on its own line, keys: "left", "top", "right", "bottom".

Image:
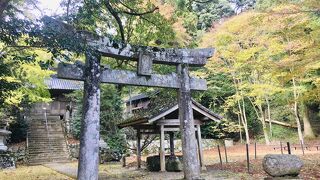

{"left": 0, "top": 129, "right": 11, "bottom": 151}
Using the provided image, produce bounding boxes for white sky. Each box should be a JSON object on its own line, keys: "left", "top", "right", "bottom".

{"left": 38, "top": 0, "right": 63, "bottom": 16}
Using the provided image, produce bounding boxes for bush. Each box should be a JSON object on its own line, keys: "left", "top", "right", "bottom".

{"left": 104, "top": 132, "right": 127, "bottom": 158}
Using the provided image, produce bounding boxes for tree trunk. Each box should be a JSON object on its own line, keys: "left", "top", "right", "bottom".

{"left": 302, "top": 103, "right": 315, "bottom": 138}
{"left": 248, "top": 97, "right": 270, "bottom": 145}
{"left": 177, "top": 64, "right": 200, "bottom": 179}
{"left": 237, "top": 113, "right": 243, "bottom": 143}
{"left": 265, "top": 97, "right": 272, "bottom": 138}
{"left": 77, "top": 51, "right": 101, "bottom": 180}
{"left": 292, "top": 77, "right": 304, "bottom": 145}
{"left": 241, "top": 98, "right": 250, "bottom": 144}
{"left": 259, "top": 105, "right": 270, "bottom": 145}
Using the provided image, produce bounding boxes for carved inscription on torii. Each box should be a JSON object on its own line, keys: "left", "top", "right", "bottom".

{"left": 44, "top": 16, "right": 214, "bottom": 180}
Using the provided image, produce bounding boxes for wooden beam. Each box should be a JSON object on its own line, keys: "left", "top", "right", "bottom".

{"left": 42, "top": 16, "right": 214, "bottom": 67}
{"left": 137, "top": 129, "right": 141, "bottom": 169}
{"left": 157, "top": 119, "right": 202, "bottom": 126}
{"left": 160, "top": 125, "right": 165, "bottom": 172}
{"left": 163, "top": 127, "right": 197, "bottom": 132}
{"left": 192, "top": 104, "right": 220, "bottom": 122}
{"left": 169, "top": 132, "right": 175, "bottom": 157}
{"left": 149, "top": 105, "right": 179, "bottom": 123}
{"left": 57, "top": 63, "right": 207, "bottom": 91}
{"left": 197, "top": 125, "right": 205, "bottom": 170}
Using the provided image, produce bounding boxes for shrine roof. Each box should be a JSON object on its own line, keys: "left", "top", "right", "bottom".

{"left": 118, "top": 99, "right": 222, "bottom": 128}
{"left": 45, "top": 75, "right": 82, "bottom": 90}
{"left": 124, "top": 91, "right": 159, "bottom": 103}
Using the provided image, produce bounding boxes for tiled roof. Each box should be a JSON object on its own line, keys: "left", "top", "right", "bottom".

{"left": 125, "top": 91, "right": 159, "bottom": 103}
{"left": 118, "top": 99, "right": 222, "bottom": 128}
{"left": 45, "top": 76, "right": 82, "bottom": 90}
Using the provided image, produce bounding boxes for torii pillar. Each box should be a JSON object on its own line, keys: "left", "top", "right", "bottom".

{"left": 178, "top": 64, "right": 200, "bottom": 179}
{"left": 77, "top": 51, "right": 101, "bottom": 180}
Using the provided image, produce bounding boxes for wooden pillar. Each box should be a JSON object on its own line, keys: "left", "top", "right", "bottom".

{"left": 137, "top": 129, "right": 141, "bottom": 169}
{"left": 177, "top": 64, "right": 201, "bottom": 179}
{"left": 169, "top": 132, "right": 175, "bottom": 157}
{"left": 77, "top": 51, "right": 101, "bottom": 180}
{"left": 197, "top": 125, "right": 205, "bottom": 170}
{"left": 160, "top": 125, "right": 166, "bottom": 172}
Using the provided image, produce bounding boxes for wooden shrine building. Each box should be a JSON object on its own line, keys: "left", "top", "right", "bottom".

{"left": 118, "top": 97, "right": 222, "bottom": 171}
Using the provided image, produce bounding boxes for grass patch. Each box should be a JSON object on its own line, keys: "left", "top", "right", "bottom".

{"left": 0, "top": 165, "right": 71, "bottom": 180}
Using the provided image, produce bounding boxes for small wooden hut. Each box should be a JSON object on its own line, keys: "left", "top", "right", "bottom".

{"left": 118, "top": 97, "right": 222, "bottom": 171}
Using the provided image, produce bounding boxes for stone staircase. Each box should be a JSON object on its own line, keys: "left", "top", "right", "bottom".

{"left": 27, "top": 114, "right": 70, "bottom": 165}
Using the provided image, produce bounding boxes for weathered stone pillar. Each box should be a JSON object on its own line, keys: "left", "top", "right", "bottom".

{"left": 136, "top": 128, "right": 141, "bottom": 169}
{"left": 77, "top": 51, "right": 101, "bottom": 180}
{"left": 169, "top": 132, "right": 175, "bottom": 157}
{"left": 177, "top": 64, "right": 201, "bottom": 179}
{"left": 160, "top": 125, "right": 165, "bottom": 172}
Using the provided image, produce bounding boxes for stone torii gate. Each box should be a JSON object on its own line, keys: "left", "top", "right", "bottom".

{"left": 45, "top": 17, "right": 214, "bottom": 180}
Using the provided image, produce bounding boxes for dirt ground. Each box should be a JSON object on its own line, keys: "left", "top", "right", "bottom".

{"left": 125, "top": 141, "right": 320, "bottom": 179}
{"left": 2, "top": 141, "right": 320, "bottom": 179}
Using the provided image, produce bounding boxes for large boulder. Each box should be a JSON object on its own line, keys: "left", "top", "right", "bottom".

{"left": 263, "top": 154, "right": 303, "bottom": 177}
{"left": 166, "top": 156, "right": 183, "bottom": 172}
{"left": 146, "top": 155, "right": 183, "bottom": 172}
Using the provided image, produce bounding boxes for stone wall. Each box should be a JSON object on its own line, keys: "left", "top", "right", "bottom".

{"left": 128, "top": 139, "right": 221, "bottom": 155}
{"left": 68, "top": 144, "right": 122, "bottom": 163}
{"left": 68, "top": 139, "right": 221, "bottom": 160}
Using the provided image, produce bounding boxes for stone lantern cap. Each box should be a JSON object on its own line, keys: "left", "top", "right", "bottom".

{"left": 0, "top": 129, "right": 11, "bottom": 136}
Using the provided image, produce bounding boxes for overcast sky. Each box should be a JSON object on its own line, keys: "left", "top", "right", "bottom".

{"left": 38, "top": 0, "right": 63, "bottom": 16}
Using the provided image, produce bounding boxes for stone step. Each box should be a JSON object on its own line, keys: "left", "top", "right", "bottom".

{"left": 28, "top": 143, "right": 65, "bottom": 145}
{"left": 28, "top": 121, "right": 62, "bottom": 125}
{"left": 28, "top": 140, "right": 66, "bottom": 143}
{"left": 27, "top": 154, "right": 69, "bottom": 160}
{"left": 28, "top": 153, "right": 69, "bottom": 157}
{"left": 28, "top": 146, "right": 67, "bottom": 151}
{"left": 28, "top": 145, "right": 67, "bottom": 149}
{"left": 28, "top": 128, "right": 63, "bottom": 132}
{"left": 28, "top": 128, "right": 63, "bottom": 131}
{"left": 29, "top": 115, "right": 61, "bottom": 120}
{"left": 28, "top": 139, "right": 66, "bottom": 142}
{"left": 28, "top": 133, "right": 64, "bottom": 135}
{"left": 28, "top": 136, "right": 65, "bottom": 139}
{"left": 28, "top": 154, "right": 69, "bottom": 158}
{"left": 28, "top": 159, "right": 70, "bottom": 166}
{"left": 28, "top": 139, "right": 65, "bottom": 142}
{"left": 27, "top": 147, "right": 67, "bottom": 151}
{"left": 29, "top": 122, "right": 61, "bottom": 128}
{"left": 27, "top": 114, "right": 69, "bottom": 165}
{"left": 28, "top": 133, "right": 64, "bottom": 136}
{"left": 28, "top": 125, "right": 63, "bottom": 129}
{"left": 28, "top": 153, "right": 68, "bottom": 157}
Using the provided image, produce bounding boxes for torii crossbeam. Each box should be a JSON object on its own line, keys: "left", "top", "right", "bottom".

{"left": 43, "top": 16, "right": 214, "bottom": 180}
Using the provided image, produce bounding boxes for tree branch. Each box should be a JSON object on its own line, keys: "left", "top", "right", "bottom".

{"left": 193, "top": 0, "right": 215, "bottom": 3}
{"left": 104, "top": 0, "right": 125, "bottom": 42}
{"left": 120, "top": 7, "right": 159, "bottom": 16}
